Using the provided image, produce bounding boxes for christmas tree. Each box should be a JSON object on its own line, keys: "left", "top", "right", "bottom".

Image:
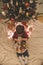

{"left": 2, "top": 0, "right": 37, "bottom": 22}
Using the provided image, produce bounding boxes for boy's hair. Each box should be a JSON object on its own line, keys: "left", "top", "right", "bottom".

{"left": 16, "top": 25, "right": 24, "bottom": 34}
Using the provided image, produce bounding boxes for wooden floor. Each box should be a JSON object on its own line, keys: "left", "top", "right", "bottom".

{"left": 38, "top": 16, "right": 43, "bottom": 22}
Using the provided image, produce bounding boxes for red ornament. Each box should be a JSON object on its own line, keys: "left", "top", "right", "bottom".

{"left": 11, "top": 18, "right": 14, "bottom": 23}
{"left": 2, "top": 5, "right": 8, "bottom": 10}
{"left": 25, "top": 2, "right": 30, "bottom": 7}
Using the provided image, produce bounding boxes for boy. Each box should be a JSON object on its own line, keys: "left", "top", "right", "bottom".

{"left": 16, "top": 40, "right": 29, "bottom": 65}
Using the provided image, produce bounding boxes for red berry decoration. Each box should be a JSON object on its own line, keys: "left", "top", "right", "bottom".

{"left": 25, "top": 2, "right": 30, "bottom": 7}
{"left": 11, "top": 18, "right": 14, "bottom": 21}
